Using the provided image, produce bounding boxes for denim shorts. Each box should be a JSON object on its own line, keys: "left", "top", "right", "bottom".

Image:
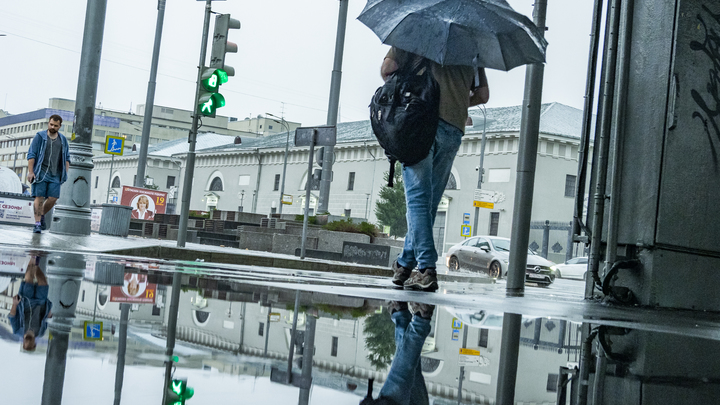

{"left": 19, "top": 281, "right": 49, "bottom": 307}
{"left": 32, "top": 180, "right": 62, "bottom": 198}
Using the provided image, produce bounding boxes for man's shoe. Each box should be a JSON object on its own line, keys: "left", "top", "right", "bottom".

{"left": 40, "top": 215, "right": 47, "bottom": 230}
{"left": 391, "top": 260, "right": 412, "bottom": 287}
{"left": 409, "top": 302, "right": 435, "bottom": 319}
{"left": 386, "top": 301, "right": 408, "bottom": 315}
{"left": 33, "top": 224, "right": 42, "bottom": 234}
{"left": 403, "top": 269, "right": 438, "bottom": 292}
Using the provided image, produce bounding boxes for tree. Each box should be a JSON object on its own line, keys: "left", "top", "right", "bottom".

{"left": 364, "top": 308, "right": 396, "bottom": 370}
{"left": 375, "top": 162, "right": 406, "bottom": 239}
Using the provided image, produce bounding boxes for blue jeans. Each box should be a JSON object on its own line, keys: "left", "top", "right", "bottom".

{"left": 379, "top": 310, "right": 431, "bottom": 405}
{"left": 398, "top": 119, "right": 463, "bottom": 270}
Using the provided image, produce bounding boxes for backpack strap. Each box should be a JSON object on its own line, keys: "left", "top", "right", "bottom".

{"left": 387, "top": 158, "right": 396, "bottom": 188}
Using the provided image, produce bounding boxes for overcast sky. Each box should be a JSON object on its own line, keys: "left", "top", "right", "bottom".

{"left": 0, "top": 0, "right": 594, "bottom": 127}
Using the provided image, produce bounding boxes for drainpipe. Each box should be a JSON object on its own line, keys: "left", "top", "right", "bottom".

{"left": 252, "top": 149, "right": 262, "bottom": 213}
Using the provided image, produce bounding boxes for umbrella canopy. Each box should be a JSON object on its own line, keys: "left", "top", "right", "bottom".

{"left": 358, "top": 0, "right": 548, "bottom": 71}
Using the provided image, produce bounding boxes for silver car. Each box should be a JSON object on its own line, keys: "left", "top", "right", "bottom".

{"left": 445, "top": 236, "right": 557, "bottom": 285}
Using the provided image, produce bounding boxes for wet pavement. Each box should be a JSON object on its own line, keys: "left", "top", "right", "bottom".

{"left": 1, "top": 245, "right": 719, "bottom": 404}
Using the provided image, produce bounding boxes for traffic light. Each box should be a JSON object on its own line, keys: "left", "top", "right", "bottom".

{"left": 166, "top": 378, "right": 194, "bottom": 405}
{"left": 197, "top": 14, "right": 239, "bottom": 118}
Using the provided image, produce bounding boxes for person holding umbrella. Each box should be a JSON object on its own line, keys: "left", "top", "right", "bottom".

{"left": 359, "top": 0, "right": 547, "bottom": 292}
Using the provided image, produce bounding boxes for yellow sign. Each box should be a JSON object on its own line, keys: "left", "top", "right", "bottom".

{"left": 104, "top": 135, "right": 125, "bottom": 156}
{"left": 473, "top": 200, "right": 494, "bottom": 209}
{"left": 281, "top": 194, "right": 293, "bottom": 205}
{"left": 460, "top": 348, "right": 480, "bottom": 356}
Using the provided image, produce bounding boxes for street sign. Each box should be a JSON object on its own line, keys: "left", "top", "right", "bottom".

{"left": 473, "top": 201, "right": 495, "bottom": 209}
{"left": 473, "top": 189, "right": 505, "bottom": 204}
{"left": 463, "top": 213, "right": 471, "bottom": 224}
{"left": 461, "top": 225, "right": 472, "bottom": 237}
{"left": 84, "top": 321, "right": 103, "bottom": 341}
{"left": 452, "top": 317, "right": 463, "bottom": 329}
{"left": 452, "top": 329, "right": 460, "bottom": 341}
{"left": 270, "top": 312, "right": 281, "bottom": 322}
{"left": 294, "top": 126, "right": 337, "bottom": 147}
{"left": 104, "top": 135, "right": 125, "bottom": 156}
{"left": 281, "top": 194, "right": 293, "bottom": 205}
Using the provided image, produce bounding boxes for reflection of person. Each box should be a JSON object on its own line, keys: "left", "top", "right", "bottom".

{"left": 131, "top": 195, "right": 154, "bottom": 220}
{"left": 382, "top": 47, "right": 489, "bottom": 291}
{"left": 361, "top": 301, "right": 435, "bottom": 405}
{"left": 27, "top": 115, "right": 71, "bottom": 234}
{"left": 8, "top": 257, "right": 52, "bottom": 351}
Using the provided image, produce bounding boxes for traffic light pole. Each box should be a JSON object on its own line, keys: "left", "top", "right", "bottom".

{"left": 161, "top": 272, "right": 183, "bottom": 405}
{"left": 317, "top": 0, "right": 349, "bottom": 214}
{"left": 136, "top": 0, "right": 167, "bottom": 188}
{"left": 177, "top": 0, "right": 213, "bottom": 248}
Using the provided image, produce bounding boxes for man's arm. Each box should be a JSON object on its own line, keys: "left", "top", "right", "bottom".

{"left": 469, "top": 68, "right": 490, "bottom": 106}
{"left": 381, "top": 57, "right": 399, "bottom": 82}
{"left": 27, "top": 158, "right": 36, "bottom": 183}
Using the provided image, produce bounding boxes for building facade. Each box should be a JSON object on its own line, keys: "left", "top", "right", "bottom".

{"left": 92, "top": 103, "right": 588, "bottom": 259}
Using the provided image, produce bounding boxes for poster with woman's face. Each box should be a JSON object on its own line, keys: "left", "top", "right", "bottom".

{"left": 131, "top": 194, "right": 155, "bottom": 220}
{"left": 122, "top": 273, "right": 148, "bottom": 298}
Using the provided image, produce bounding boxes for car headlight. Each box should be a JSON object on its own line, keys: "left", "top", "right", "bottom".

{"left": 550, "top": 265, "right": 558, "bottom": 272}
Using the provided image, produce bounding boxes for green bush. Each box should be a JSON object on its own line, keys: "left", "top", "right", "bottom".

{"left": 294, "top": 214, "right": 317, "bottom": 225}
{"left": 323, "top": 218, "right": 379, "bottom": 239}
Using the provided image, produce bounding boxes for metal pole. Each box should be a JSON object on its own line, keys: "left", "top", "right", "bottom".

{"left": 572, "top": 0, "right": 605, "bottom": 240}
{"left": 12, "top": 137, "right": 18, "bottom": 174}
{"left": 457, "top": 325, "right": 469, "bottom": 404}
{"left": 92, "top": 284, "right": 99, "bottom": 321}
{"left": 177, "top": 0, "right": 213, "bottom": 248}
{"left": 300, "top": 131, "right": 317, "bottom": 259}
{"left": 497, "top": 1, "right": 547, "bottom": 403}
{"left": 279, "top": 124, "right": 290, "bottom": 214}
{"left": 263, "top": 304, "right": 272, "bottom": 357}
{"left": 105, "top": 155, "right": 115, "bottom": 203}
{"left": 542, "top": 220, "right": 550, "bottom": 259}
{"left": 472, "top": 107, "right": 488, "bottom": 237}
{"left": 136, "top": 0, "right": 167, "bottom": 188}
{"left": 287, "top": 290, "right": 301, "bottom": 382}
{"left": 505, "top": 0, "right": 548, "bottom": 296}
{"left": 113, "top": 303, "right": 130, "bottom": 405}
{"left": 298, "top": 314, "right": 317, "bottom": 405}
{"left": 591, "top": 341, "right": 607, "bottom": 405}
{"left": 161, "top": 272, "right": 182, "bottom": 404}
{"left": 41, "top": 253, "right": 84, "bottom": 405}
{"left": 587, "top": 0, "right": 622, "bottom": 297}
{"left": 495, "top": 312, "right": 523, "bottom": 405}
{"left": 50, "top": 0, "right": 107, "bottom": 236}
{"left": 318, "top": 0, "right": 349, "bottom": 214}
{"left": 576, "top": 323, "right": 594, "bottom": 405}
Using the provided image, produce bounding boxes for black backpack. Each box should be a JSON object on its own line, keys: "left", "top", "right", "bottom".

{"left": 370, "top": 56, "right": 440, "bottom": 187}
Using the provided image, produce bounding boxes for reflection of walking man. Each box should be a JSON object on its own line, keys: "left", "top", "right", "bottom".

{"left": 9, "top": 257, "right": 52, "bottom": 352}
{"left": 27, "top": 115, "right": 71, "bottom": 234}
{"left": 383, "top": 47, "right": 489, "bottom": 291}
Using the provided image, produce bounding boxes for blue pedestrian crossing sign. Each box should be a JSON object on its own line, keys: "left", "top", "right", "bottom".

{"left": 104, "top": 135, "right": 125, "bottom": 156}
{"left": 461, "top": 225, "right": 471, "bottom": 237}
{"left": 84, "top": 321, "right": 103, "bottom": 341}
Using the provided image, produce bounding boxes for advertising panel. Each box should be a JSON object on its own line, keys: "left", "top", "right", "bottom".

{"left": 0, "top": 251, "right": 31, "bottom": 275}
{"left": 0, "top": 196, "right": 35, "bottom": 226}
{"left": 120, "top": 186, "right": 168, "bottom": 221}
{"left": 110, "top": 273, "right": 157, "bottom": 304}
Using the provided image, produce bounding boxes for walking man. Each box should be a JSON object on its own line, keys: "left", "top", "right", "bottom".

{"left": 9, "top": 256, "right": 52, "bottom": 352}
{"left": 382, "top": 47, "right": 490, "bottom": 291}
{"left": 27, "top": 114, "right": 70, "bottom": 233}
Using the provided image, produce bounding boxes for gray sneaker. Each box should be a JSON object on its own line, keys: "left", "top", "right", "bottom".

{"left": 409, "top": 302, "right": 435, "bottom": 319}
{"left": 391, "top": 260, "right": 412, "bottom": 287}
{"left": 403, "top": 269, "right": 438, "bottom": 292}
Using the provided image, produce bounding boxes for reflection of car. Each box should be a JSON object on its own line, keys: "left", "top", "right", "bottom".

{"left": 445, "top": 236, "right": 556, "bottom": 285}
{"left": 551, "top": 256, "right": 588, "bottom": 280}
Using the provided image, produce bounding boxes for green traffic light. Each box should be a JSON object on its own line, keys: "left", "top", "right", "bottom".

{"left": 217, "top": 69, "right": 228, "bottom": 84}
{"left": 172, "top": 380, "right": 183, "bottom": 396}
{"left": 198, "top": 93, "right": 226, "bottom": 116}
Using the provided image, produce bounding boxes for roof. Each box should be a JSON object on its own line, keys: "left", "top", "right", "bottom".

{"left": 0, "top": 108, "right": 120, "bottom": 128}
{"left": 100, "top": 102, "right": 584, "bottom": 158}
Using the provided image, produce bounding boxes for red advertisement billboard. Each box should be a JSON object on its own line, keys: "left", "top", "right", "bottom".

{"left": 120, "top": 186, "right": 168, "bottom": 221}
{"left": 110, "top": 273, "right": 157, "bottom": 304}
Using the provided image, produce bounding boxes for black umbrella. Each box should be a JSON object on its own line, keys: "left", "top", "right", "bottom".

{"left": 358, "top": 0, "right": 548, "bottom": 71}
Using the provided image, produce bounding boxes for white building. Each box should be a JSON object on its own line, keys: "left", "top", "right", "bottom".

{"left": 92, "top": 102, "right": 587, "bottom": 259}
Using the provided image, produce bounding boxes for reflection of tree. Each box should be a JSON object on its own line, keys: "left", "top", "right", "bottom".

{"left": 375, "top": 162, "right": 407, "bottom": 239}
{"left": 364, "top": 308, "right": 395, "bottom": 370}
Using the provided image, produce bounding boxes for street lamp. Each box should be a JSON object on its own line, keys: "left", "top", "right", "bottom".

{"left": 266, "top": 112, "right": 291, "bottom": 215}
{"left": 472, "top": 105, "right": 488, "bottom": 237}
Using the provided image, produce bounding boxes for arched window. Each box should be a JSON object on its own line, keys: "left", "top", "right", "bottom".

{"left": 192, "top": 310, "right": 211, "bottom": 326}
{"left": 111, "top": 176, "right": 121, "bottom": 188}
{"left": 209, "top": 177, "right": 223, "bottom": 191}
{"left": 445, "top": 173, "right": 457, "bottom": 190}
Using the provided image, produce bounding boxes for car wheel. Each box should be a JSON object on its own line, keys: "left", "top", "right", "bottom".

{"left": 489, "top": 261, "right": 502, "bottom": 278}
{"left": 449, "top": 256, "right": 460, "bottom": 271}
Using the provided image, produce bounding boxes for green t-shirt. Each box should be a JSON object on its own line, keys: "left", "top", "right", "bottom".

{"left": 386, "top": 47, "right": 474, "bottom": 132}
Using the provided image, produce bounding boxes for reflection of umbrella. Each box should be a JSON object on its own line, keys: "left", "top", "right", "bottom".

{"left": 358, "top": 0, "right": 547, "bottom": 71}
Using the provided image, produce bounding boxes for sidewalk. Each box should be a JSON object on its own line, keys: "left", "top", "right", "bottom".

{"left": 0, "top": 224, "right": 492, "bottom": 284}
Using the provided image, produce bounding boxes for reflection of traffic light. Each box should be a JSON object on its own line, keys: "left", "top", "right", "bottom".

{"left": 166, "top": 378, "right": 194, "bottom": 405}
{"left": 197, "top": 14, "right": 240, "bottom": 118}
